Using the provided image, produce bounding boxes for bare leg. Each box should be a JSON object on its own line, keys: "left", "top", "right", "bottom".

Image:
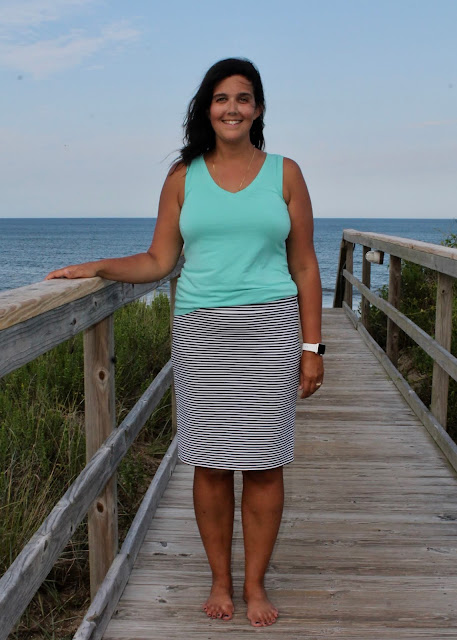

{"left": 242, "top": 466, "right": 284, "bottom": 627}
{"left": 193, "top": 466, "right": 235, "bottom": 620}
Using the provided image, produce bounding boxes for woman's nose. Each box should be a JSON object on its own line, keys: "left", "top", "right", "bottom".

{"left": 226, "top": 98, "right": 238, "bottom": 114}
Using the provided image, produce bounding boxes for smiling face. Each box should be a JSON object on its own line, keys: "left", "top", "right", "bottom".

{"left": 208, "top": 74, "right": 262, "bottom": 144}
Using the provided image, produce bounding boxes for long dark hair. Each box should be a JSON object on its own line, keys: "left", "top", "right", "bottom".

{"left": 176, "top": 58, "right": 266, "bottom": 167}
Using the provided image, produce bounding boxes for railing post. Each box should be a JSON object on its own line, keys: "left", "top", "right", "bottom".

{"left": 386, "top": 255, "right": 401, "bottom": 367}
{"left": 361, "top": 245, "right": 371, "bottom": 329}
{"left": 169, "top": 275, "right": 178, "bottom": 438}
{"left": 343, "top": 241, "right": 354, "bottom": 309}
{"left": 84, "top": 314, "right": 118, "bottom": 600}
{"left": 431, "top": 272, "right": 454, "bottom": 429}
{"left": 333, "top": 239, "right": 347, "bottom": 308}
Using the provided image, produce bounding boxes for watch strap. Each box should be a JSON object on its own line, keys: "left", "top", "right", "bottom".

{"left": 302, "top": 342, "right": 326, "bottom": 355}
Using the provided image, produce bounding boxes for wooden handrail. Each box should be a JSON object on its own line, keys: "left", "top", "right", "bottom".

{"left": 0, "top": 256, "right": 184, "bottom": 378}
{"left": 334, "top": 229, "right": 457, "bottom": 472}
{"left": 342, "top": 270, "right": 457, "bottom": 381}
{"left": 0, "top": 261, "right": 184, "bottom": 640}
{"left": 341, "top": 229, "right": 457, "bottom": 277}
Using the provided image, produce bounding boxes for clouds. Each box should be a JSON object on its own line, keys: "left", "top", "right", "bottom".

{"left": 0, "top": 0, "right": 94, "bottom": 28}
{"left": 0, "top": 0, "right": 140, "bottom": 78}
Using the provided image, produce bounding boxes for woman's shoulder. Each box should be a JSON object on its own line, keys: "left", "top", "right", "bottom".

{"left": 167, "top": 160, "right": 188, "bottom": 180}
{"left": 267, "top": 154, "right": 303, "bottom": 176}
{"left": 163, "top": 161, "right": 188, "bottom": 208}
{"left": 281, "top": 156, "right": 303, "bottom": 174}
{"left": 280, "top": 156, "right": 307, "bottom": 204}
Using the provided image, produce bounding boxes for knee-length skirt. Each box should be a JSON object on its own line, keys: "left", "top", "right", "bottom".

{"left": 171, "top": 295, "right": 301, "bottom": 470}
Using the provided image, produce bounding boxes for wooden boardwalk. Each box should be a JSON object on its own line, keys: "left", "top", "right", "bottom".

{"left": 103, "top": 308, "right": 457, "bottom": 639}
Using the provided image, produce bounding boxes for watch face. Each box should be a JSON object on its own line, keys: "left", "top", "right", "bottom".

{"left": 318, "top": 344, "right": 326, "bottom": 355}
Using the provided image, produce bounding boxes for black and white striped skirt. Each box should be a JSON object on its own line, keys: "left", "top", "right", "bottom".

{"left": 171, "top": 295, "right": 301, "bottom": 470}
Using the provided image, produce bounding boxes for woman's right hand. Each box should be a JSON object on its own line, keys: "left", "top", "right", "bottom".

{"left": 44, "top": 262, "right": 98, "bottom": 281}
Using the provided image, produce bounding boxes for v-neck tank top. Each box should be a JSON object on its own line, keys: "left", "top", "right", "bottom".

{"left": 174, "top": 153, "right": 298, "bottom": 316}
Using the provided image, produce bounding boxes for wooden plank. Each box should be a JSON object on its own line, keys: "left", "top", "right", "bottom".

{"left": 333, "top": 239, "right": 347, "bottom": 307}
{"left": 0, "top": 361, "right": 173, "bottom": 640}
{"left": 73, "top": 438, "right": 178, "bottom": 640}
{"left": 343, "top": 304, "right": 457, "bottom": 474}
{"left": 0, "top": 278, "right": 107, "bottom": 330}
{"left": 84, "top": 315, "right": 118, "bottom": 599}
{"left": 0, "top": 257, "right": 184, "bottom": 331}
{"left": 343, "top": 270, "right": 457, "bottom": 383}
{"left": 431, "top": 272, "right": 454, "bottom": 429}
{"left": 343, "top": 241, "right": 354, "bottom": 308}
{"left": 343, "top": 228, "right": 457, "bottom": 278}
{"left": 361, "top": 245, "right": 371, "bottom": 329}
{"left": 0, "top": 257, "right": 184, "bottom": 378}
{"left": 102, "top": 309, "right": 457, "bottom": 640}
{"left": 386, "top": 255, "right": 401, "bottom": 366}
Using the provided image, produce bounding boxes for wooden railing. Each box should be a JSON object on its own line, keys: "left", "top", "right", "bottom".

{"left": 334, "top": 229, "right": 457, "bottom": 474}
{"left": 0, "top": 257, "right": 184, "bottom": 640}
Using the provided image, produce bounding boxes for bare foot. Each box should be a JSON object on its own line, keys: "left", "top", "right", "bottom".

{"left": 202, "top": 580, "right": 234, "bottom": 621}
{"left": 243, "top": 585, "right": 279, "bottom": 627}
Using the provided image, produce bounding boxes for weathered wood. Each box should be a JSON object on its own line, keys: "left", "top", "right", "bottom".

{"left": 84, "top": 315, "right": 118, "bottom": 600}
{"left": 0, "top": 257, "right": 185, "bottom": 332}
{"left": 0, "top": 361, "right": 173, "bottom": 640}
{"left": 0, "top": 278, "right": 107, "bottom": 330}
{"left": 0, "top": 257, "right": 184, "bottom": 378}
{"left": 73, "top": 438, "right": 178, "bottom": 640}
{"left": 343, "top": 229, "right": 457, "bottom": 278}
{"left": 343, "top": 304, "right": 457, "bottom": 474}
{"left": 169, "top": 276, "right": 177, "bottom": 439}
{"left": 386, "top": 255, "right": 401, "bottom": 366}
{"left": 333, "top": 239, "right": 347, "bottom": 307}
{"left": 343, "top": 241, "right": 354, "bottom": 309}
{"left": 431, "top": 272, "right": 454, "bottom": 429}
{"left": 343, "top": 270, "right": 457, "bottom": 383}
{"left": 102, "top": 309, "right": 457, "bottom": 640}
{"left": 361, "top": 245, "right": 371, "bottom": 329}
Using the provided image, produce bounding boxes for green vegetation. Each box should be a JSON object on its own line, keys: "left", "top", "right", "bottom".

{"left": 365, "top": 233, "right": 457, "bottom": 443}
{"left": 0, "top": 293, "right": 173, "bottom": 639}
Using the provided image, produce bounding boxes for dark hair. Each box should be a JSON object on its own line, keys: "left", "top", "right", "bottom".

{"left": 176, "top": 57, "right": 266, "bottom": 167}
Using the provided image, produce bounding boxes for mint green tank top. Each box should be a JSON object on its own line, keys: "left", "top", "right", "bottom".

{"left": 174, "top": 152, "right": 298, "bottom": 316}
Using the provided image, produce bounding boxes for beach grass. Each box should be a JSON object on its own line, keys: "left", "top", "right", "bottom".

{"left": 0, "top": 292, "right": 173, "bottom": 638}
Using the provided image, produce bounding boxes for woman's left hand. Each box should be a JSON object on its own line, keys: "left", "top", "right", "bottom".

{"left": 298, "top": 351, "right": 324, "bottom": 398}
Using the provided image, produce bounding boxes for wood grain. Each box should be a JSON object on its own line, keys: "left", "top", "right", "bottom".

{"left": 100, "top": 309, "right": 457, "bottom": 639}
{"left": 0, "top": 362, "right": 173, "bottom": 640}
{"left": 343, "top": 229, "right": 457, "bottom": 277}
{"left": 343, "top": 270, "right": 457, "bottom": 383}
{"left": 386, "top": 254, "right": 401, "bottom": 366}
{"left": 84, "top": 315, "right": 118, "bottom": 599}
{"left": 0, "top": 258, "right": 184, "bottom": 378}
{"left": 431, "top": 272, "right": 454, "bottom": 429}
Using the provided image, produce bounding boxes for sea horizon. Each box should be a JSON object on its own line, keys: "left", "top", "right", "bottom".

{"left": 1, "top": 217, "right": 456, "bottom": 307}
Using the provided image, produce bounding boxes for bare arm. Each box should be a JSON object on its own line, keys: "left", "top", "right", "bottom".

{"left": 45, "top": 163, "right": 186, "bottom": 283}
{"left": 283, "top": 157, "right": 323, "bottom": 398}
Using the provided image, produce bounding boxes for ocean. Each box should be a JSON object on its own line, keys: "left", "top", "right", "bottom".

{"left": 0, "top": 217, "right": 455, "bottom": 308}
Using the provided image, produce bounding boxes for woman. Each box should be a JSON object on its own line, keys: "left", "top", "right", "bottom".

{"left": 45, "top": 57, "right": 324, "bottom": 628}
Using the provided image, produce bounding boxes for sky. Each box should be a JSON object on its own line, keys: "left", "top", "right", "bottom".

{"left": 0, "top": 0, "right": 456, "bottom": 219}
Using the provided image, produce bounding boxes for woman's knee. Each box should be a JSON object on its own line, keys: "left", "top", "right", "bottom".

{"left": 195, "top": 466, "right": 234, "bottom": 482}
{"left": 242, "top": 466, "right": 283, "bottom": 486}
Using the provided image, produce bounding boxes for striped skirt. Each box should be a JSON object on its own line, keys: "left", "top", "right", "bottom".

{"left": 171, "top": 295, "right": 301, "bottom": 470}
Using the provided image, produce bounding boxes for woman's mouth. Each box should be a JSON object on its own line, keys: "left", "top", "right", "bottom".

{"left": 222, "top": 120, "right": 242, "bottom": 126}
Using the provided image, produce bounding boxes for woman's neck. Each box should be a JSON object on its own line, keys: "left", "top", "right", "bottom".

{"left": 210, "top": 139, "right": 255, "bottom": 163}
